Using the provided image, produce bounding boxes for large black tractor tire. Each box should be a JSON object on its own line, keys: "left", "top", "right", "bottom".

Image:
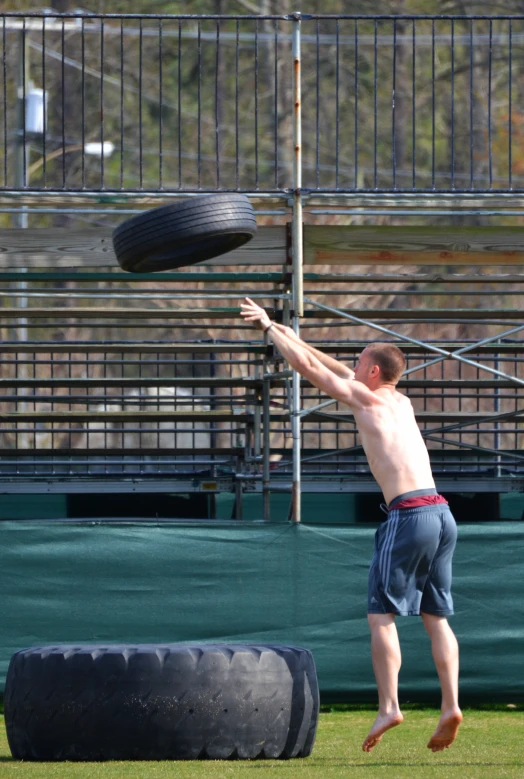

{"left": 5, "top": 643, "right": 319, "bottom": 761}
{"left": 112, "top": 194, "right": 257, "bottom": 272}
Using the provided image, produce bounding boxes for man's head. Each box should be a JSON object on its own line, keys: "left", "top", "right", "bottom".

{"left": 354, "top": 342, "right": 406, "bottom": 389}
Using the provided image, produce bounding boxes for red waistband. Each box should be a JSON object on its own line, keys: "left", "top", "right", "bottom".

{"left": 390, "top": 494, "right": 448, "bottom": 510}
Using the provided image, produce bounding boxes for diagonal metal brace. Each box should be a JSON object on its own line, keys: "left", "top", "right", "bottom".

{"left": 297, "top": 397, "right": 340, "bottom": 417}
{"left": 422, "top": 406, "right": 524, "bottom": 438}
{"left": 423, "top": 434, "right": 524, "bottom": 462}
{"left": 304, "top": 297, "right": 524, "bottom": 387}
{"left": 403, "top": 324, "right": 524, "bottom": 378}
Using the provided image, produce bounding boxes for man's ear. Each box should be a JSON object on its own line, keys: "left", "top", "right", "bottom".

{"left": 370, "top": 364, "right": 380, "bottom": 377}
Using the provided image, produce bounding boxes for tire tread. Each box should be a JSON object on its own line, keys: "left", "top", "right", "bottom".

{"left": 112, "top": 195, "right": 257, "bottom": 272}
{"left": 5, "top": 643, "right": 319, "bottom": 762}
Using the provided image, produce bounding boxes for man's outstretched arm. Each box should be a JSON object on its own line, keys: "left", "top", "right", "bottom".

{"left": 240, "top": 297, "right": 354, "bottom": 380}
{"left": 240, "top": 297, "right": 373, "bottom": 408}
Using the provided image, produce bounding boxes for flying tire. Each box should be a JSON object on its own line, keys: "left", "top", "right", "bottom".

{"left": 112, "top": 194, "right": 257, "bottom": 273}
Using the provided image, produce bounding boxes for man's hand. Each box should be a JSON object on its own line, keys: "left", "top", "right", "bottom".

{"left": 240, "top": 297, "right": 272, "bottom": 331}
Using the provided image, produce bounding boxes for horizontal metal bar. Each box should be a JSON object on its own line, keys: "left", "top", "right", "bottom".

{"left": 306, "top": 210, "right": 524, "bottom": 216}
{"left": 0, "top": 342, "right": 268, "bottom": 353}
{"left": 0, "top": 307, "right": 244, "bottom": 319}
{"left": 0, "top": 207, "right": 286, "bottom": 215}
{"left": 303, "top": 274, "right": 524, "bottom": 284}
{"left": 275, "top": 342, "right": 524, "bottom": 354}
{"left": 0, "top": 398, "right": 257, "bottom": 406}
{"left": 298, "top": 410, "right": 523, "bottom": 424}
{"left": 399, "top": 380, "right": 520, "bottom": 388}
{"left": 301, "top": 289, "right": 524, "bottom": 296}
{"left": 6, "top": 290, "right": 517, "bottom": 302}
{"left": 0, "top": 273, "right": 287, "bottom": 283}
{"left": 261, "top": 478, "right": 524, "bottom": 494}
{"left": 7, "top": 391, "right": 518, "bottom": 404}
{"left": 0, "top": 459, "right": 231, "bottom": 466}
{"left": 289, "top": 14, "right": 524, "bottom": 19}
{"left": 9, "top": 408, "right": 524, "bottom": 426}
{"left": 1, "top": 11, "right": 289, "bottom": 19}
{"left": 302, "top": 308, "right": 524, "bottom": 321}
{"left": 0, "top": 378, "right": 262, "bottom": 388}
{"left": 0, "top": 480, "right": 238, "bottom": 495}
{"left": 303, "top": 188, "right": 524, "bottom": 195}
{"left": 0, "top": 341, "right": 521, "bottom": 355}
{"left": 2, "top": 324, "right": 263, "bottom": 330}
{"left": 0, "top": 360, "right": 262, "bottom": 369}
{"left": 0, "top": 307, "right": 520, "bottom": 321}
{"left": 0, "top": 411, "right": 255, "bottom": 422}
{"left": 0, "top": 448, "right": 242, "bottom": 457}
{"left": 0, "top": 189, "right": 290, "bottom": 198}
{"left": 0, "top": 291, "right": 286, "bottom": 300}
{"left": 1, "top": 427, "right": 242, "bottom": 434}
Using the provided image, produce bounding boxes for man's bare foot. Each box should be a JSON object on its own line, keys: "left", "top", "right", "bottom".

{"left": 427, "top": 708, "right": 463, "bottom": 752}
{"left": 362, "top": 710, "right": 404, "bottom": 752}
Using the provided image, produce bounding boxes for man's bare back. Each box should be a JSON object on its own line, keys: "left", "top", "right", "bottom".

{"left": 353, "top": 388, "right": 435, "bottom": 505}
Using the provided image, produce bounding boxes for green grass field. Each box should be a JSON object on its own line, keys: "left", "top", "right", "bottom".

{"left": 1, "top": 708, "right": 523, "bottom": 779}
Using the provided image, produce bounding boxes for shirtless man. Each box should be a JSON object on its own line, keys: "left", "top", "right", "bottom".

{"left": 240, "top": 297, "right": 462, "bottom": 754}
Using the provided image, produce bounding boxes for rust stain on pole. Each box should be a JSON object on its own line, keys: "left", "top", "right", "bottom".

{"left": 292, "top": 481, "right": 300, "bottom": 523}
{"left": 294, "top": 57, "right": 301, "bottom": 161}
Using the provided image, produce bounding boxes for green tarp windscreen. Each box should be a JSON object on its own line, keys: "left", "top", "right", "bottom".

{"left": 1, "top": 520, "right": 522, "bottom": 703}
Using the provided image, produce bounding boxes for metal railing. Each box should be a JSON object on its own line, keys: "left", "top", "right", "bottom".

{"left": 3, "top": 12, "right": 524, "bottom": 195}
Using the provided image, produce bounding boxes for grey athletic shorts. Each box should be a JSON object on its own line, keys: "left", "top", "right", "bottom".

{"left": 368, "top": 491, "right": 457, "bottom": 617}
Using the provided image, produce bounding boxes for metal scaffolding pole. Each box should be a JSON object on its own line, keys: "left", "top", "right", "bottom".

{"left": 262, "top": 352, "right": 271, "bottom": 521}
{"left": 14, "top": 30, "right": 29, "bottom": 428}
{"left": 291, "top": 13, "right": 303, "bottom": 523}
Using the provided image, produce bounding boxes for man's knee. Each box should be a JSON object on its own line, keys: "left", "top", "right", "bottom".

{"left": 368, "top": 613, "right": 396, "bottom": 631}
{"left": 421, "top": 611, "right": 448, "bottom": 633}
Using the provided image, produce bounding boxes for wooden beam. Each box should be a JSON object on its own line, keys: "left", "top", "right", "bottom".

{"left": 0, "top": 226, "right": 286, "bottom": 268}
{"left": 303, "top": 225, "right": 524, "bottom": 265}
{"left": 3, "top": 224, "right": 524, "bottom": 268}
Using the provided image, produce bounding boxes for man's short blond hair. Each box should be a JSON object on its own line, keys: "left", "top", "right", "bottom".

{"left": 365, "top": 342, "right": 406, "bottom": 384}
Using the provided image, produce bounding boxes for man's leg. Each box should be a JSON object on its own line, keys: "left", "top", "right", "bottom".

{"left": 421, "top": 612, "right": 462, "bottom": 751}
{"left": 362, "top": 613, "right": 404, "bottom": 752}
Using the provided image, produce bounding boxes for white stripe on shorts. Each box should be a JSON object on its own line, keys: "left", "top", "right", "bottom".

{"left": 378, "top": 512, "right": 395, "bottom": 579}
{"left": 379, "top": 510, "right": 399, "bottom": 590}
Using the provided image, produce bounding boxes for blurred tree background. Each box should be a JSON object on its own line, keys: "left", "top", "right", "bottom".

{"left": 3, "top": 0, "right": 524, "bottom": 215}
